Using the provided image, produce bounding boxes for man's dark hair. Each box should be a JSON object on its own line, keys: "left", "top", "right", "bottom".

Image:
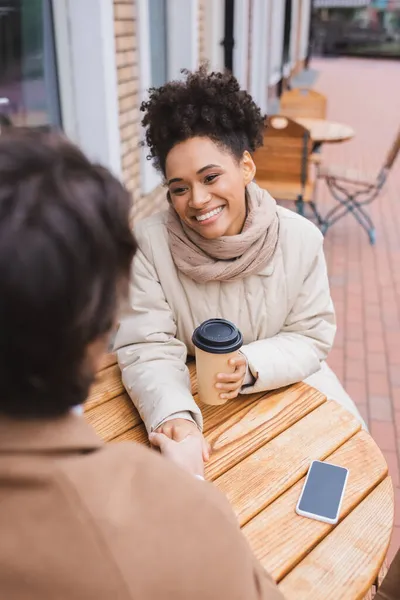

{"left": 140, "top": 65, "right": 265, "bottom": 175}
{"left": 0, "top": 128, "right": 137, "bottom": 418}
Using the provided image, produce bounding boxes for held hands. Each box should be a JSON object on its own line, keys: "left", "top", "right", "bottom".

{"left": 150, "top": 418, "right": 210, "bottom": 478}
{"left": 149, "top": 429, "right": 205, "bottom": 478}
{"left": 149, "top": 355, "right": 249, "bottom": 476}
{"left": 153, "top": 418, "right": 210, "bottom": 461}
{"left": 215, "top": 354, "right": 247, "bottom": 401}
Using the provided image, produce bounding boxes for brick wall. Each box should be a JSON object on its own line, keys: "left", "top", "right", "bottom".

{"left": 113, "top": 0, "right": 210, "bottom": 223}
{"left": 114, "top": 0, "right": 141, "bottom": 210}
{"left": 113, "top": 0, "right": 167, "bottom": 221}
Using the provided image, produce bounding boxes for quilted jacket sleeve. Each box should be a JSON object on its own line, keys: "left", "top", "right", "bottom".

{"left": 113, "top": 244, "right": 202, "bottom": 434}
{"left": 240, "top": 238, "right": 336, "bottom": 394}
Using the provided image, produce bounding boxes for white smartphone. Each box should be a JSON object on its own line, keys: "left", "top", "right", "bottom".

{"left": 296, "top": 460, "right": 349, "bottom": 525}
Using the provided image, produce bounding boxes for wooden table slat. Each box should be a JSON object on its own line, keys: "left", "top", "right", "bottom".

{"left": 85, "top": 394, "right": 141, "bottom": 441}
{"left": 86, "top": 364, "right": 126, "bottom": 411}
{"left": 202, "top": 392, "right": 271, "bottom": 431}
{"left": 98, "top": 353, "right": 117, "bottom": 372}
{"left": 112, "top": 424, "right": 148, "bottom": 446}
{"left": 205, "top": 383, "right": 325, "bottom": 480}
{"left": 216, "top": 401, "right": 361, "bottom": 527}
{"left": 278, "top": 477, "right": 394, "bottom": 600}
{"left": 188, "top": 361, "right": 197, "bottom": 395}
{"left": 87, "top": 359, "right": 288, "bottom": 443}
{"left": 104, "top": 392, "right": 267, "bottom": 444}
{"left": 243, "top": 430, "right": 388, "bottom": 581}
{"left": 109, "top": 384, "right": 324, "bottom": 467}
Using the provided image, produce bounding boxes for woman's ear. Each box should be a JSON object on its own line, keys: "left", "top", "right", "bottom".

{"left": 242, "top": 151, "right": 256, "bottom": 185}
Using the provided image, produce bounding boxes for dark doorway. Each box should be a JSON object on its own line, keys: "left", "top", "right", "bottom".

{"left": 278, "top": 0, "right": 293, "bottom": 95}
{"left": 282, "top": 0, "right": 293, "bottom": 66}
{"left": 222, "top": 0, "right": 234, "bottom": 71}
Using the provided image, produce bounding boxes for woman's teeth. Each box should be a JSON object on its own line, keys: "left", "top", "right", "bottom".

{"left": 195, "top": 206, "right": 223, "bottom": 222}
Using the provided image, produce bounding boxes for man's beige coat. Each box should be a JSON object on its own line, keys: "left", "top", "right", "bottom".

{"left": 0, "top": 412, "right": 284, "bottom": 599}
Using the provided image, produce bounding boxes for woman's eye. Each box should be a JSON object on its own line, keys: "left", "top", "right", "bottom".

{"left": 204, "top": 174, "right": 219, "bottom": 184}
{"left": 171, "top": 187, "right": 187, "bottom": 195}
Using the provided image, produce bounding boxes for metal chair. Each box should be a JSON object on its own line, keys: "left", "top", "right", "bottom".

{"left": 253, "top": 115, "right": 323, "bottom": 225}
{"left": 317, "top": 129, "right": 400, "bottom": 244}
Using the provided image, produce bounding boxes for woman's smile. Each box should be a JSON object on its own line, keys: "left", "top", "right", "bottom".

{"left": 192, "top": 205, "right": 225, "bottom": 225}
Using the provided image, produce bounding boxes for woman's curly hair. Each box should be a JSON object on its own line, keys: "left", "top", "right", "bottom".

{"left": 140, "top": 66, "right": 265, "bottom": 174}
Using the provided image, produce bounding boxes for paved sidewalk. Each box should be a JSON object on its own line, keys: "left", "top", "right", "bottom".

{"left": 310, "top": 57, "right": 400, "bottom": 561}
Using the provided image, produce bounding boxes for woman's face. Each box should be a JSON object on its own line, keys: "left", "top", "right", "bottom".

{"left": 165, "top": 136, "right": 256, "bottom": 239}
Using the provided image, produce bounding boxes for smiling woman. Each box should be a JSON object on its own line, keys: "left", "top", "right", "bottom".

{"left": 114, "top": 67, "right": 365, "bottom": 478}
{"left": 166, "top": 140, "right": 251, "bottom": 238}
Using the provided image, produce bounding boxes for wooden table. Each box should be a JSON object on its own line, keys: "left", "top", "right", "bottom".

{"left": 85, "top": 354, "right": 394, "bottom": 600}
{"left": 295, "top": 117, "right": 355, "bottom": 144}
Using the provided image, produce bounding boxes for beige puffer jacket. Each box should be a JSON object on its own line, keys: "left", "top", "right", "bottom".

{"left": 115, "top": 205, "right": 363, "bottom": 433}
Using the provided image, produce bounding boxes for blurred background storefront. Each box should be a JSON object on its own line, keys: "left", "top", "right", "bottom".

{"left": 312, "top": 0, "right": 400, "bottom": 58}
{"left": 0, "top": 0, "right": 60, "bottom": 127}
{"left": 0, "top": 0, "right": 121, "bottom": 178}
{"left": 0, "top": 0, "right": 313, "bottom": 219}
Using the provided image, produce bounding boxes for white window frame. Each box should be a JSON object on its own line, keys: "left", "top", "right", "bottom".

{"left": 249, "top": 0, "right": 271, "bottom": 113}
{"left": 233, "top": 0, "right": 250, "bottom": 89}
{"left": 137, "top": 0, "right": 199, "bottom": 195}
{"left": 288, "top": 0, "right": 300, "bottom": 70}
{"left": 167, "top": 0, "right": 198, "bottom": 81}
{"left": 299, "top": 0, "right": 312, "bottom": 60}
{"left": 52, "top": 0, "right": 122, "bottom": 177}
{"left": 204, "top": 0, "right": 225, "bottom": 72}
{"left": 269, "top": 0, "right": 286, "bottom": 86}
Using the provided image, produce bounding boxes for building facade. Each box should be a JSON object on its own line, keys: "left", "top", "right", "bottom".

{"left": 0, "top": 0, "right": 312, "bottom": 221}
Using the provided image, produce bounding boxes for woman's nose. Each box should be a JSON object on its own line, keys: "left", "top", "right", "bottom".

{"left": 190, "top": 186, "right": 211, "bottom": 208}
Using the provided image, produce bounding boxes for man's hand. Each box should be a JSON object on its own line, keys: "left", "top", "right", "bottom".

{"left": 149, "top": 431, "right": 205, "bottom": 478}
{"left": 154, "top": 418, "right": 210, "bottom": 461}
{"left": 215, "top": 355, "right": 247, "bottom": 400}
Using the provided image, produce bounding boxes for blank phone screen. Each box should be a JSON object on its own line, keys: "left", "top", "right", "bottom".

{"left": 298, "top": 461, "right": 348, "bottom": 520}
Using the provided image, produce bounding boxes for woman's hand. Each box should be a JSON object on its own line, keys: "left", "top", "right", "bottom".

{"left": 149, "top": 431, "right": 205, "bottom": 478}
{"left": 154, "top": 418, "right": 210, "bottom": 461}
{"left": 216, "top": 355, "right": 247, "bottom": 400}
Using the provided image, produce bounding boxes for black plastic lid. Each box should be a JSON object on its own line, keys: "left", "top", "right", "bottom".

{"left": 192, "top": 319, "right": 243, "bottom": 354}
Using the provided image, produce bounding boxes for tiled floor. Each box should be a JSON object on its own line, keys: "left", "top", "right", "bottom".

{"left": 310, "top": 57, "right": 400, "bottom": 562}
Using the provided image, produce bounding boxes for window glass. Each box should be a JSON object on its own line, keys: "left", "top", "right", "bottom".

{"left": 0, "top": 0, "right": 61, "bottom": 128}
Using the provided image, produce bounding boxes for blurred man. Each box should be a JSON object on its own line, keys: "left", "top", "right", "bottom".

{"left": 375, "top": 550, "right": 400, "bottom": 600}
{"left": 0, "top": 129, "right": 283, "bottom": 599}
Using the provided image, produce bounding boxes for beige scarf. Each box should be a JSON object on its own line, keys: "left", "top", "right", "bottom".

{"left": 166, "top": 182, "right": 279, "bottom": 283}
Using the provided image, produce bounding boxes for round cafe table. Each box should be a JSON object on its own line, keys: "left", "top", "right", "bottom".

{"left": 294, "top": 117, "right": 355, "bottom": 145}
{"left": 85, "top": 355, "right": 394, "bottom": 600}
